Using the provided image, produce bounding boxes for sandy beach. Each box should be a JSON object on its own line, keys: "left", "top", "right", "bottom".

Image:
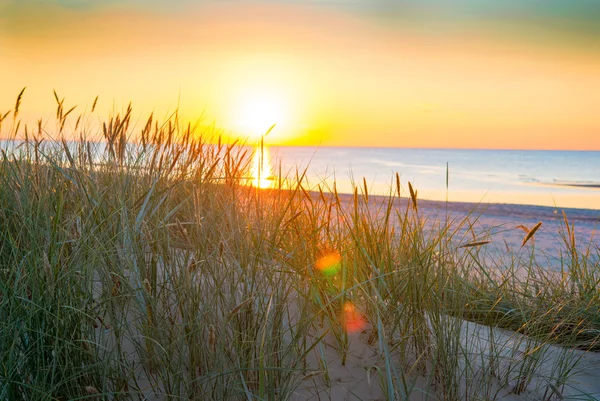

{"left": 264, "top": 193, "right": 600, "bottom": 401}
{"left": 5, "top": 0, "right": 600, "bottom": 396}
{"left": 2, "top": 134, "right": 599, "bottom": 400}
{"left": 333, "top": 193, "right": 600, "bottom": 270}
{"left": 291, "top": 316, "right": 600, "bottom": 401}
{"left": 89, "top": 190, "right": 599, "bottom": 400}
{"left": 284, "top": 193, "right": 600, "bottom": 400}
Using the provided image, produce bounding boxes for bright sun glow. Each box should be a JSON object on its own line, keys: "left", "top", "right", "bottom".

{"left": 232, "top": 89, "right": 289, "bottom": 138}
{"left": 252, "top": 146, "right": 275, "bottom": 189}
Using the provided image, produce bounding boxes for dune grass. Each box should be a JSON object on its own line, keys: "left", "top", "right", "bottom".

{"left": 1, "top": 92, "right": 599, "bottom": 400}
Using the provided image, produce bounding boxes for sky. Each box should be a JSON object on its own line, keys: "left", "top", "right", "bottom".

{"left": 1, "top": 0, "right": 600, "bottom": 149}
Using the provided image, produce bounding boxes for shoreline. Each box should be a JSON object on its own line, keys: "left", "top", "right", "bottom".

{"left": 314, "top": 190, "right": 600, "bottom": 222}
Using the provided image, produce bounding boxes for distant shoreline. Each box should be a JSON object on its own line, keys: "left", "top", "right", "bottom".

{"left": 318, "top": 191, "right": 600, "bottom": 219}
{"left": 551, "top": 182, "right": 600, "bottom": 189}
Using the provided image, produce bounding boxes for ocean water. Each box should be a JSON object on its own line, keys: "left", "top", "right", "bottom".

{"left": 269, "top": 147, "right": 600, "bottom": 210}
{"left": 2, "top": 139, "right": 598, "bottom": 210}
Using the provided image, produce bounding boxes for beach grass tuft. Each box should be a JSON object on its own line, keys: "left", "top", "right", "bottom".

{"left": 1, "top": 93, "right": 599, "bottom": 400}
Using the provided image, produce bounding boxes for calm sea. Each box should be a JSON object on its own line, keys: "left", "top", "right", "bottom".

{"left": 269, "top": 147, "right": 600, "bottom": 210}
{"left": 2, "top": 139, "right": 598, "bottom": 210}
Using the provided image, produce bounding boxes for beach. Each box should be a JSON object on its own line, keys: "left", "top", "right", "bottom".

{"left": 112, "top": 191, "right": 600, "bottom": 401}
{"left": 287, "top": 194, "right": 600, "bottom": 400}
{"left": 327, "top": 192, "right": 600, "bottom": 269}
{"left": 4, "top": 0, "right": 600, "bottom": 395}
{"left": 291, "top": 315, "right": 600, "bottom": 401}
{"left": 2, "top": 136, "right": 600, "bottom": 400}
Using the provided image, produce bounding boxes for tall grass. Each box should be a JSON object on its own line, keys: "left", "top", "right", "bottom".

{"left": 1, "top": 91, "right": 599, "bottom": 400}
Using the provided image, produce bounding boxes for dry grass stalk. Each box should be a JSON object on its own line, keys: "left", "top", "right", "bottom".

{"left": 14, "top": 87, "right": 26, "bottom": 119}
{"left": 521, "top": 221, "right": 543, "bottom": 247}
{"left": 408, "top": 181, "right": 418, "bottom": 211}
{"left": 460, "top": 240, "right": 491, "bottom": 248}
{"left": 228, "top": 297, "right": 254, "bottom": 319}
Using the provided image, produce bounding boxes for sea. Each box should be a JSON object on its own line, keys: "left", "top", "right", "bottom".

{"left": 2, "top": 139, "right": 599, "bottom": 210}
{"left": 267, "top": 147, "right": 600, "bottom": 211}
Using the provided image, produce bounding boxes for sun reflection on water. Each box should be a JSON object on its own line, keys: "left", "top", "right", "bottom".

{"left": 252, "top": 146, "right": 275, "bottom": 189}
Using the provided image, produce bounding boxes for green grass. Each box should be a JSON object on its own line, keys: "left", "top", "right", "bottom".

{"left": 1, "top": 91, "right": 599, "bottom": 400}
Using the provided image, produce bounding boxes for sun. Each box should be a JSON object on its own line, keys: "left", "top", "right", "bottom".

{"left": 232, "top": 89, "right": 289, "bottom": 138}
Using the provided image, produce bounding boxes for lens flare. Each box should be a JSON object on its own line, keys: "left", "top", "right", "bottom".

{"left": 315, "top": 251, "right": 342, "bottom": 277}
{"left": 342, "top": 301, "right": 365, "bottom": 333}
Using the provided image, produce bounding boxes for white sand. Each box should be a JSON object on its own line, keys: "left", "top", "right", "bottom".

{"left": 291, "top": 315, "right": 600, "bottom": 400}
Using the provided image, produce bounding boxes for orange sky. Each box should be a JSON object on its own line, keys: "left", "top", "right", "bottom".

{"left": 1, "top": 1, "right": 599, "bottom": 149}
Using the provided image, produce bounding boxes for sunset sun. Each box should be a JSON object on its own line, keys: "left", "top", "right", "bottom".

{"left": 231, "top": 89, "right": 290, "bottom": 138}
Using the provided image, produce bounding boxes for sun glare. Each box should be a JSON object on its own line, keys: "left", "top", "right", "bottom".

{"left": 232, "top": 89, "right": 289, "bottom": 138}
